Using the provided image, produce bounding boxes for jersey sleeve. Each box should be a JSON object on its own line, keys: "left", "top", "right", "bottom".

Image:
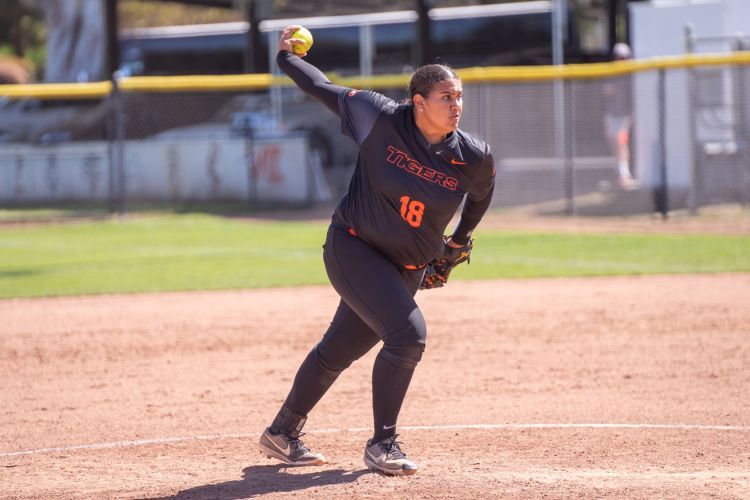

{"left": 276, "top": 50, "right": 345, "bottom": 116}
{"left": 468, "top": 145, "right": 496, "bottom": 203}
{"left": 338, "top": 89, "right": 396, "bottom": 146}
{"left": 451, "top": 145, "right": 496, "bottom": 245}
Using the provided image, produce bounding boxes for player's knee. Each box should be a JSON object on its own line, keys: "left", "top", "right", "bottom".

{"left": 381, "top": 310, "right": 426, "bottom": 370}
{"left": 314, "top": 343, "right": 355, "bottom": 373}
{"left": 381, "top": 342, "right": 424, "bottom": 370}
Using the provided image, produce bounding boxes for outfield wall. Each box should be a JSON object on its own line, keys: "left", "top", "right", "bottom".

{"left": 0, "top": 136, "right": 331, "bottom": 205}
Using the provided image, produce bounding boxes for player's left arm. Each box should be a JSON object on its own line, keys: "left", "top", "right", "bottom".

{"left": 420, "top": 148, "right": 495, "bottom": 290}
{"left": 449, "top": 147, "right": 496, "bottom": 246}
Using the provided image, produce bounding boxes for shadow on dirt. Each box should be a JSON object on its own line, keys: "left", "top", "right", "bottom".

{"left": 146, "top": 464, "right": 370, "bottom": 499}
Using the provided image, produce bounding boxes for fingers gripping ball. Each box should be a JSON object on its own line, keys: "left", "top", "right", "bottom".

{"left": 291, "top": 27, "right": 314, "bottom": 56}
{"left": 420, "top": 237, "right": 473, "bottom": 290}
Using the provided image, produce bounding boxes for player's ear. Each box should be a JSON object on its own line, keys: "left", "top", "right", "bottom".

{"left": 413, "top": 94, "right": 424, "bottom": 108}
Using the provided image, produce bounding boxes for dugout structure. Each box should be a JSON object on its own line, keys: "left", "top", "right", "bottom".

{"left": 1, "top": 51, "right": 749, "bottom": 215}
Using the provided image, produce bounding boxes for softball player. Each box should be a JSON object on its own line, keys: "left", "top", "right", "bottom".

{"left": 258, "top": 25, "right": 495, "bottom": 476}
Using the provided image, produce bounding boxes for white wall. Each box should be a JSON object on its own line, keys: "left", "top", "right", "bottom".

{"left": 630, "top": 0, "right": 725, "bottom": 188}
{"left": 723, "top": 0, "right": 750, "bottom": 46}
{"left": 632, "top": 1, "right": 724, "bottom": 57}
{"left": 0, "top": 136, "right": 330, "bottom": 204}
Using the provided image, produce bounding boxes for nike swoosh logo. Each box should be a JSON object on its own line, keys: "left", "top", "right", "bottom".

{"left": 382, "top": 423, "right": 397, "bottom": 430}
{"left": 272, "top": 435, "right": 290, "bottom": 451}
{"left": 450, "top": 159, "right": 467, "bottom": 165}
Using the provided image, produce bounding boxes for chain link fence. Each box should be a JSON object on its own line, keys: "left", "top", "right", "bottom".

{"left": 1, "top": 52, "right": 749, "bottom": 215}
{"left": 0, "top": 93, "right": 112, "bottom": 207}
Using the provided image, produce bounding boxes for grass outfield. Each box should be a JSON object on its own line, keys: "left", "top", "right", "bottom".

{"left": 1, "top": 213, "right": 749, "bottom": 299}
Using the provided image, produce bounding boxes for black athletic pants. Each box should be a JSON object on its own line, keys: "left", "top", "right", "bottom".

{"left": 281, "top": 224, "right": 427, "bottom": 442}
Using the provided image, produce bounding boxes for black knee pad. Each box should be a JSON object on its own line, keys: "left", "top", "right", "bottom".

{"left": 380, "top": 342, "right": 425, "bottom": 370}
{"left": 380, "top": 316, "right": 427, "bottom": 370}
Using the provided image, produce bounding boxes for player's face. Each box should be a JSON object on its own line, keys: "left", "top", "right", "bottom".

{"left": 422, "top": 79, "right": 463, "bottom": 135}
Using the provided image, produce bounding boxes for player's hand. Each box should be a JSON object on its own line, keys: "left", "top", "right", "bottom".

{"left": 419, "top": 237, "right": 473, "bottom": 290}
{"left": 278, "top": 25, "right": 308, "bottom": 57}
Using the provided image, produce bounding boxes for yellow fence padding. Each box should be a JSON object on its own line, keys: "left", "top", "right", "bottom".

{"left": 1, "top": 51, "right": 750, "bottom": 100}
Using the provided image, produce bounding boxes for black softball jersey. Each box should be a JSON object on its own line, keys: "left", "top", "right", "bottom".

{"left": 277, "top": 51, "right": 495, "bottom": 268}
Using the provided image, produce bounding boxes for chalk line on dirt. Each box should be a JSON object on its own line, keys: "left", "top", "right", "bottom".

{"left": 2, "top": 422, "right": 749, "bottom": 458}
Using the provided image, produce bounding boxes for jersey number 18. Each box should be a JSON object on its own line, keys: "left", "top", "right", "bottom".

{"left": 399, "top": 195, "right": 425, "bottom": 228}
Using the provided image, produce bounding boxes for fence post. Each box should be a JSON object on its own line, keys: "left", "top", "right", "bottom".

{"left": 732, "top": 38, "right": 750, "bottom": 206}
{"left": 564, "top": 79, "right": 575, "bottom": 215}
{"left": 685, "top": 23, "right": 700, "bottom": 214}
{"left": 657, "top": 68, "right": 669, "bottom": 219}
{"left": 110, "top": 71, "right": 126, "bottom": 215}
{"left": 479, "top": 83, "right": 490, "bottom": 152}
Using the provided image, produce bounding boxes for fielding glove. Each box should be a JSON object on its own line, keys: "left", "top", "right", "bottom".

{"left": 419, "top": 237, "right": 473, "bottom": 290}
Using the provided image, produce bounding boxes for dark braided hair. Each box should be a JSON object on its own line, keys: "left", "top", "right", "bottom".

{"left": 408, "top": 64, "right": 459, "bottom": 101}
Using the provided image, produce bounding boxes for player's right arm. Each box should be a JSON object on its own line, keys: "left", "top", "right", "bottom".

{"left": 276, "top": 25, "right": 345, "bottom": 116}
{"left": 276, "top": 25, "right": 395, "bottom": 146}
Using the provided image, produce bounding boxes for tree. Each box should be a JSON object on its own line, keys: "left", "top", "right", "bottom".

{"left": 0, "top": 0, "right": 45, "bottom": 81}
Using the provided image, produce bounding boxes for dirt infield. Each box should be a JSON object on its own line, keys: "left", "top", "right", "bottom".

{"left": 2, "top": 274, "right": 749, "bottom": 499}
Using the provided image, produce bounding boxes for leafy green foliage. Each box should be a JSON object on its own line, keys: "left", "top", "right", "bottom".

{"left": 0, "top": 1, "right": 45, "bottom": 80}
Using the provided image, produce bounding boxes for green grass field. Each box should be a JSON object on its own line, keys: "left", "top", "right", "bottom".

{"left": 1, "top": 213, "right": 749, "bottom": 299}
